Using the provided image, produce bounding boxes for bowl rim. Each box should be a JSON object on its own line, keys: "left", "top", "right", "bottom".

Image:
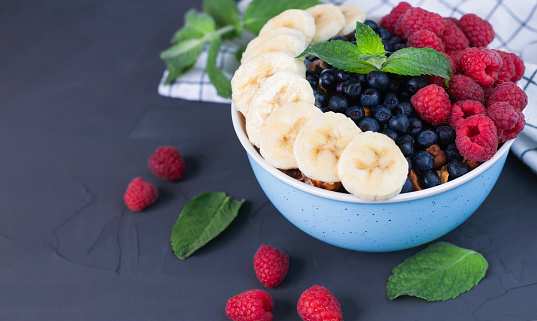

{"left": 231, "top": 103, "right": 514, "bottom": 204}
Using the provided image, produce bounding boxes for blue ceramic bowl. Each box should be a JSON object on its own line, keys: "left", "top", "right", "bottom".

{"left": 231, "top": 105, "right": 513, "bottom": 252}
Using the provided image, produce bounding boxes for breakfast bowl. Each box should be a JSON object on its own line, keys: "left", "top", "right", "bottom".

{"left": 231, "top": 104, "right": 514, "bottom": 252}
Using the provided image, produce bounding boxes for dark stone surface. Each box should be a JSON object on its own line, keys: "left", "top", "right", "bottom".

{"left": 1, "top": 1, "right": 537, "bottom": 320}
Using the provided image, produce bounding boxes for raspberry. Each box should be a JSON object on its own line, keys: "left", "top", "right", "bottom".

{"left": 254, "top": 244, "right": 289, "bottom": 288}
{"left": 512, "top": 54, "right": 525, "bottom": 82}
{"left": 448, "top": 75, "right": 484, "bottom": 103}
{"left": 379, "top": 2, "right": 412, "bottom": 32}
{"left": 297, "top": 285, "right": 342, "bottom": 321}
{"left": 486, "top": 82, "right": 528, "bottom": 112}
{"left": 447, "top": 50, "right": 465, "bottom": 74}
{"left": 494, "top": 50, "right": 526, "bottom": 84}
{"left": 444, "top": 17, "right": 460, "bottom": 26}
{"left": 458, "top": 13, "right": 495, "bottom": 47}
{"left": 456, "top": 115, "right": 498, "bottom": 162}
{"left": 460, "top": 48, "right": 503, "bottom": 87}
{"left": 410, "top": 84, "right": 451, "bottom": 125}
{"left": 486, "top": 101, "right": 524, "bottom": 142}
{"left": 449, "top": 100, "right": 486, "bottom": 130}
{"left": 226, "top": 290, "right": 273, "bottom": 321}
{"left": 440, "top": 18, "right": 469, "bottom": 52}
{"left": 148, "top": 146, "right": 186, "bottom": 181}
{"left": 393, "top": 15, "right": 406, "bottom": 38}
{"left": 498, "top": 113, "right": 525, "bottom": 142}
{"left": 123, "top": 178, "right": 158, "bottom": 212}
{"left": 407, "top": 29, "right": 444, "bottom": 52}
{"left": 399, "top": 7, "right": 444, "bottom": 38}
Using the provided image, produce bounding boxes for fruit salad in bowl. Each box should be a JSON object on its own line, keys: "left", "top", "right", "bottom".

{"left": 230, "top": 2, "right": 527, "bottom": 251}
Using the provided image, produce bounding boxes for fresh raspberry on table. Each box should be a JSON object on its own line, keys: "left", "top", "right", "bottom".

{"left": 410, "top": 84, "right": 451, "bottom": 125}
{"left": 440, "top": 18, "right": 469, "bottom": 52}
{"left": 456, "top": 115, "right": 498, "bottom": 162}
{"left": 148, "top": 146, "right": 186, "bottom": 181}
{"left": 407, "top": 29, "right": 444, "bottom": 52}
{"left": 226, "top": 289, "right": 274, "bottom": 321}
{"left": 399, "top": 7, "right": 444, "bottom": 38}
{"left": 460, "top": 48, "right": 503, "bottom": 87}
{"left": 458, "top": 13, "right": 495, "bottom": 47}
{"left": 297, "top": 285, "right": 343, "bottom": 321}
{"left": 486, "top": 82, "right": 528, "bottom": 111}
{"left": 123, "top": 177, "right": 158, "bottom": 212}
{"left": 486, "top": 102, "right": 525, "bottom": 143}
{"left": 494, "top": 50, "right": 526, "bottom": 84}
{"left": 379, "top": 2, "right": 412, "bottom": 32}
{"left": 448, "top": 75, "right": 485, "bottom": 103}
{"left": 254, "top": 244, "right": 290, "bottom": 288}
{"left": 449, "top": 100, "right": 486, "bottom": 130}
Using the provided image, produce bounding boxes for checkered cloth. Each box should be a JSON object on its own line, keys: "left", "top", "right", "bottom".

{"left": 158, "top": 0, "right": 537, "bottom": 173}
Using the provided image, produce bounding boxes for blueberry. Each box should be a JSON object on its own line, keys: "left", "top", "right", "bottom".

{"left": 347, "top": 32, "right": 356, "bottom": 42}
{"left": 392, "top": 43, "right": 406, "bottom": 51}
{"left": 306, "top": 69, "right": 318, "bottom": 78}
{"left": 399, "top": 141, "right": 414, "bottom": 157}
{"left": 377, "top": 27, "right": 393, "bottom": 40}
{"left": 421, "top": 170, "right": 441, "bottom": 188}
{"left": 390, "top": 37, "right": 404, "bottom": 44}
{"left": 372, "top": 106, "right": 392, "bottom": 124}
{"left": 334, "top": 69, "right": 350, "bottom": 82}
{"left": 389, "top": 114, "right": 410, "bottom": 134}
{"left": 412, "top": 151, "right": 434, "bottom": 172}
{"left": 315, "top": 93, "right": 328, "bottom": 108}
{"left": 342, "top": 78, "right": 362, "bottom": 100}
{"left": 447, "top": 159, "right": 468, "bottom": 180}
{"left": 358, "top": 117, "right": 380, "bottom": 132}
{"left": 394, "top": 102, "right": 414, "bottom": 117}
{"left": 353, "top": 73, "right": 367, "bottom": 83}
{"left": 397, "top": 134, "right": 415, "bottom": 146}
{"left": 367, "top": 71, "right": 390, "bottom": 91}
{"left": 383, "top": 92, "right": 399, "bottom": 109}
{"left": 307, "top": 74, "right": 318, "bottom": 89}
{"left": 406, "top": 76, "right": 428, "bottom": 94}
{"left": 382, "top": 39, "right": 393, "bottom": 52}
{"left": 445, "top": 143, "right": 462, "bottom": 161}
{"left": 345, "top": 106, "right": 365, "bottom": 123}
{"left": 416, "top": 129, "right": 438, "bottom": 148}
{"left": 331, "top": 35, "right": 347, "bottom": 41}
{"left": 408, "top": 117, "right": 423, "bottom": 136}
{"left": 336, "top": 82, "right": 344, "bottom": 93}
{"left": 401, "top": 176, "right": 414, "bottom": 193}
{"left": 304, "top": 56, "right": 318, "bottom": 68}
{"left": 319, "top": 69, "right": 337, "bottom": 90}
{"left": 436, "top": 125, "right": 456, "bottom": 147}
{"left": 360, "top": 88, "right": 380, "bottom": 107}
{"left": 381, "top": 128, "right": 399, "bottom": 141}
{"left": 388, "top": 78, "right": 402, "bottom": 92}
{"left": 363, "top": 19, "right": 379, "bottom": 31}
{"left": 406, "top": 156, "right": 413, "bottom": 172}
{"left": 328, "top": 94, "right": 349, "bottom": 113}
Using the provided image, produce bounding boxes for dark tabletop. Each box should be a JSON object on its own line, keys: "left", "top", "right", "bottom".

{"left": 2, "top": 0, "right": 537, "bottom": 320}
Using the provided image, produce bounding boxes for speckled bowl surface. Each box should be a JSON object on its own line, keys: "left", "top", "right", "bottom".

{"left": 231, "top": 104, "right": 514, "bottom": 252}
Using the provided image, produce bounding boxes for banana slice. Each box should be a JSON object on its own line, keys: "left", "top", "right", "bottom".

{"left": 294, "top": 112, "right": 362, "bottom": 183}
{"left": 259, "top": 102, "right": 322, "bottom": 169}
{"left": 306, "top": 4, "right": 346, "bottom": 43}
{"left": 241, "top": 33, "right": 308, "bottom": 63}
{"left": 259, "top": 9, "right": 316, "bottom": 44}
{"left": 337, "top": 5, "right": 366, "bottom": 36}
{"left": 246, "top": 71, "right": 315, "bottom": 147}
{"left": 231, "top": 51, "right": 306, "bottom": 116}
{"left": 338, "top": 132, "right": 408, "bottom": 201}
{"left": 243, "top": 27, "right": 308, "bottom": 58}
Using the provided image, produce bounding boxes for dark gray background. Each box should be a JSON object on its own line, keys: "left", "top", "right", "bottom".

{"left": 1, "top": 0, "right": 537, "bottom": 320}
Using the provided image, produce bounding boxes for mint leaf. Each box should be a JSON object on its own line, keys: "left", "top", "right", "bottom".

{"left": 171, "top": 9, "right": 216, "bottom": 44}
{"left": 387, "top": 242, "right": 488, "bottom": 301}
{"left": 243, "top": 0, "right": 320, "bottom": 35}
{"left": 355, "top": 21, "right": 386, "bottom": 56}
{"left": 160, "top": 36, "right": 208, "bottom": 84}
{"left": 297, "top": 41, "right": 379, "bottom": 74}
{"left": 381, "top": 47, "right": 452, "bottom": 79}
{"left": 206, "top": 35, "right": 232, "bottom": 98}
{"left": 171, "top": 192, "right": 244, "bottom": 260}
{"left": 203, "top": 0, "right": 242, "bottom": 38}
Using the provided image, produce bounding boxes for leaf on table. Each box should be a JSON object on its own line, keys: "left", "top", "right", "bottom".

{"left": 171, "top": 192, "right": 244, "bottom": 260}
{"left": 386, "top": 242, "right": 488, "bottom": 301}
{"left": 171, "top": 9, "right": 216, "bottom": 44}
{"left": 243, "top": 0, "right": 321, "bottom": 35}
{"left": 206, "top": 35, "right": 232, "bottom": 98}
{"left": 203, "top": 0, "right": 242, "bottom": 38}
{"left": 355, "top": 21, "right": 386, "bottom": 56}
{"left": 381, "top": 47, "right": 452, "bottom": 79}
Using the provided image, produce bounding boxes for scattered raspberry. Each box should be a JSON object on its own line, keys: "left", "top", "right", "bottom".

{"left": 410, "top": 84, "right": 451, "bottom": 125}
{"left": 399, "top": 7, "right": 444, "bottom": 38}
{"left": 297, "top": 285, "right": 342, "bottom": 321}
{"left": 148, "top": 146, "right": 186, "bottom": 181}
{"left": 458, "top": 13, "right": 495, "bottom": 47}
{"left": 447, "top": 50, "right": 465, "bottom": 74}
{"left": 123, "top": 177, "right": 158, "bottom": 212}
{"left": 407, "top": 29, "right": 444, "bottom": 52}
{"left": 487, "top": 82, "right": 528, "bottom": 111}
{"left": 439, "top": 18, "right": 469, "bottom": 52}
{"left": 226, "top": 290, "right": 274, "bottom": 321}
{"left": 448, "top": 75, "right": 484, "bottom": 103}
{"left": 379, "top": 2, "right": 412, "bottom": 32}
{"left": 494, "top": 50, "right": 526, "bottom": 84}
{"left": 456, "top": 115, "right": 498, "bottom": 162}
{"left": 460, "top": 48, "right": 503, "bottom": 87}
{"left": 449, "top": 100, "right": 486, "bottom": 130}
{"left": 254, "top": 244, "right": 290, "bottom": 288}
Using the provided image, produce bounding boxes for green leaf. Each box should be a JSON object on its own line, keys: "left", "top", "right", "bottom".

{"left": 381, "top": 47, "right": 452, "bottom": 79}
{"left": 203, "top": 0, "right": 242, "bottom": 38}
{"left": 387, "top": 242, "right": 488, "bottom": 301}
{"left": 206, "top": 35, "right": 232, "bottom": 98}
{"left": 297, "top": 41, "right": 379, "bottom": 74}
{"left": 355, "top": 21, "right": 386, "bottom": 56}
{"left": 171, "top": 9, "right": 216, "bottom": 44}
{"left": 171, "top": 192, "right": 244, "bottom": 260}
{"left": 243, "top": 0, "right": 320, "bottom": 35}
{"left": 160, "top": 36, "right": 208, "bottom": 83}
